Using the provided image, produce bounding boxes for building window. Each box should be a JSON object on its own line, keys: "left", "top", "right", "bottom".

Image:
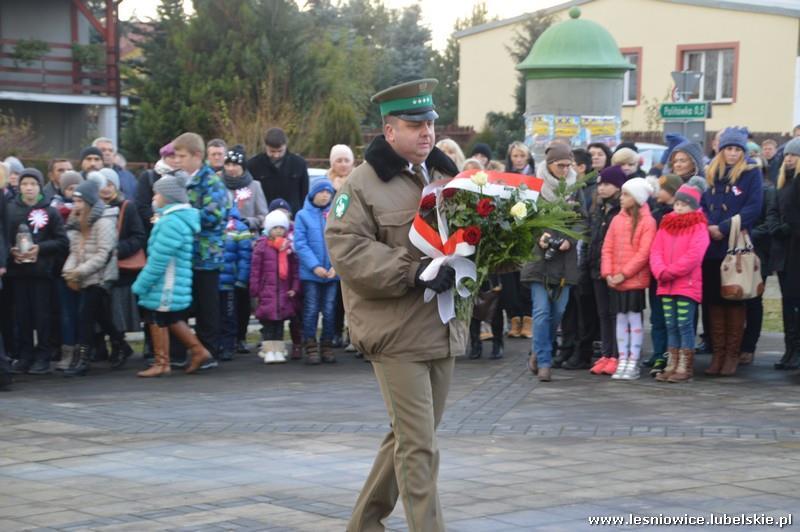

{"left": 621, "top": 51, "right": 640, "bottom": 105}
{"left": 681, "top": 47, "right": 736, "bottom": 102}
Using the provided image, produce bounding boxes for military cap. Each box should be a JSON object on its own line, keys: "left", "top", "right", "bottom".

{"left": 371, "top": 78, "right": 439, "bottom": 122}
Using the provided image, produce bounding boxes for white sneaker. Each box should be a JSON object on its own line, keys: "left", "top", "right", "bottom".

{"left": 611, "top": 358, "right": 629, "bottom": 379}
{"left": 622, "top": 360, "right": 640, "bottom": 380}
{"left": 263, "top": 352, "right": 276, "bottom": 364}
{"left": 257, "top": 350, "right": 266, "bottom": 360}
{"left": 345, "top": 343, "right": 357, "bottom": 352}
{"left": 274, "top": 351, "right": 287, "bottom": 363}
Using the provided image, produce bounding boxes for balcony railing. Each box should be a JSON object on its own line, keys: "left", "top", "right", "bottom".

{"left": 0, "top": 38, "right": 116, "bottom": 96}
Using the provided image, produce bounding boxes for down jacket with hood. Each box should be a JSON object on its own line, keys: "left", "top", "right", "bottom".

{"left": 294, "top": 179, "right": 338, "bottom": 283}
{"left": 219, "top": 206, "right": 253, "bottom": 291}
{"left": 63, "top": 201, "right": 119, "bottom": 288}
{"left": 601, "top": 202, "right": 656, "bottom": 291}
{"left": 649, "top": 210, "right": 710, "bottom": 303}
{"left": 249, "top": 237, "right": 300, "bottom": 321}
{"left": 669, "top": 140, "right": 706, "bottom": 180}
{"left": 133, "top": 204, "right": 200, "bottom": 312}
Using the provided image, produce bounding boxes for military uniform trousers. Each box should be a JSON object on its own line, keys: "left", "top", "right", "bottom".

{"left": 347, "top": 355, "right": 454, "bottom": 532}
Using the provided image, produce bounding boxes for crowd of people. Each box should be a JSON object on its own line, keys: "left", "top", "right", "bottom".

{"left": 0, "top": 123, "right": 797, "bottom": 389}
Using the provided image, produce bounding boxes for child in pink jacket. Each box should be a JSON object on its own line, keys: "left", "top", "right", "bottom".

{"left": 649, "top": 178, "right": 710, "bottom": 383}
{"left": 601, "top": 177, "right": 656, "bottom": 380}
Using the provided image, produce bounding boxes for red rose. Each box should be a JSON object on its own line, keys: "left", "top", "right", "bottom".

{"left": 420, "top": 194, "right": 436, "bottom": 210}
{"left": 463, "top": 225, "right": 482, "bottom": 245}
{"left": 476, "top": 198, "right": 495, "bottom": 217}
{"left": 442, "top": 187, "right": 457, "bottom": 199}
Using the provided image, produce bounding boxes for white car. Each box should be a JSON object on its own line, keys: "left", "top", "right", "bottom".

{"left": 635, "top": 142, "right": 668, "bottom": 173}
{"left": 308, "top": 167, "right": 328, "bottom": 189}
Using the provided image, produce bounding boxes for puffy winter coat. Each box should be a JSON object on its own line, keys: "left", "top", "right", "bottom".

{"left": 63, "top": 202, "right": 119, "bottom": 288}
{"left": 250, "top": 237, "right": 300, "bottom": 321}
{"left": 186, "top": 165, "right": 227, "bottom": 271}
{"left": 294, "top": 194, "right": 338, "bottom": 283}
{"left": 4, "top": 195, "right": 68, "bottom": 279}
{"left": 701, "top": 162, "right": 763, "bottom": 260}
{"left": 219, "top": 207, "right": 253, "bottom": 291}
{"left": 601, "top": 202, "right": 656, "bottom": 291}
{"left": 133, "top": 204, "right": 200, "bottom": 312}
{"left": 583, "top": 196, "right": 620, "bottom": 280}
{"left": 649, "top": 210, "right": 710, "bottom": 303}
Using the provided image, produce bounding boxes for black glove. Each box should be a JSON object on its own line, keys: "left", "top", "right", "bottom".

{"left": 415, "top": 263, "right": 456, "bottom": 294}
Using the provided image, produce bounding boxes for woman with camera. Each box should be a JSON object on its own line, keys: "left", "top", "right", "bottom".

{"left": 522, "top": 144, "right": 581, "bottom": 381}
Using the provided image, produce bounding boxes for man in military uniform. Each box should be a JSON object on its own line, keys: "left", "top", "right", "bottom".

{"left": 326, "top": 79, "right": 465, "bottom": 532}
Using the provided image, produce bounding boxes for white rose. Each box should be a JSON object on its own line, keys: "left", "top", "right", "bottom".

{"left": 471, "top": 171, "right": 488, "bottom": 187}
{"left": 510, "top": 201, "right": 528, "bottom": 220}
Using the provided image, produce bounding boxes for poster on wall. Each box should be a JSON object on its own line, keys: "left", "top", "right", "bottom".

{"left": 554, "top": 115, "right": 585, "bottom": 146}
{"left": 581, "top": 116, "right": 622, "bottom": 148}
{"left": 525, "top": 114, "right": 554, "bottom": 152}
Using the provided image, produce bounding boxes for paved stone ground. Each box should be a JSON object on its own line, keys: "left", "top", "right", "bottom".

{"left": 1, "top": 331, "right": 799, "bottom": 531}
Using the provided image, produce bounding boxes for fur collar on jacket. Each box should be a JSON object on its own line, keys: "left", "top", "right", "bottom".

{"left": 364, "top": 135, "right": 459, "bottom": 182}
{"left": 537, "top": 162, "right": 577, "bottom": 202}
{"left": 660, "top": 210, "right": 707, "bottom": 235}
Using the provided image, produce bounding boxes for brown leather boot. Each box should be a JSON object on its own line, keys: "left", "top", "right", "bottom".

{"left": 305, "top": 340, "right": 321, "bottom": 365}
{"left": 704, "top": 305, "right": 726, "bottom": 376}
{"left": 138, "top": 325, "right": 171, "bottom": 378}
{"left": 521, "top": 316, "right": 533, "bottom": 339}
{"left": 668, "top": 349, "right": 694, "bottom": 383}
{"left": 721, "top": 305, "right": 746, "bottom": 376}
{"left": 320, "top": 341, "right": 336, "bottom": 363}
{"left": 655, "top": 348, "right": 679, "bottom": 382}
{"left": 168, "top": 321, "right": 211, "bottom": 374}
{"left": 508, "top": 317, "right": 522, "bottom": 338}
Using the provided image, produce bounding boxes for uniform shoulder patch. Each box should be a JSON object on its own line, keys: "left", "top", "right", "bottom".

{"left": 334, "top": 193, "right": 350, "bottom": 219}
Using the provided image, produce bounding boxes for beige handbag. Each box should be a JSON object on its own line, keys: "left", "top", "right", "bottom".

{"left": 720, "top": 214, "right": 764, "bottom": 301}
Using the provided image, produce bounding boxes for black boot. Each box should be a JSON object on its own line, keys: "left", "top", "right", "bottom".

{"left": 468, "top": 320, "right": 482, "bottom": 360}
{"left": 776, "top": 308, "right": 800, "bottom": 370}
{"left": 552, "top": 347, "right": 570, "bottom": 368}
{"left": 64, "top": 345, "right": 91, "bottom": 377}
{"left": 490, "top": 338, "right": 504, "bottom": 359}
{"left": 10, "top": 355, "right": 33, "bottom": 375}
{"left": 562, "top": 348, "right": 592, "bottom": 370}
{"left": 27, "top": 350, "right": 52, "bottom": 375}
{"left": 110, "top": 338, "right": 134, "bottom": 370}
{"left": 0, "top": 353, "right": 11, "bottom": 390}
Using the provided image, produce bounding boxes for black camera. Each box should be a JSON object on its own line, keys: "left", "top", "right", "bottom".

{"left": 543, "top": 235, "right": 565, "bottom": 261}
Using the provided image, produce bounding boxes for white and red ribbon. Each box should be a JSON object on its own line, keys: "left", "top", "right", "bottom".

{"left": 28, "top": 209, "right": 49, "bottom": 234}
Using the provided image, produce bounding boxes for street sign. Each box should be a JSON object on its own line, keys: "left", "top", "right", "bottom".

{"left": 660, "top": 102, "right": 709, "bottom": 120}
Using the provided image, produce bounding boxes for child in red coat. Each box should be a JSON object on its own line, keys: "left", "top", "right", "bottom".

{"left": 649, "top": 177, "right": 710, "bottom": 383}
{"left": 601, "top": 177, "right": 656, "bottom": 380}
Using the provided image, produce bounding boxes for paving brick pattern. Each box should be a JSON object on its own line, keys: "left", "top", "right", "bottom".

{"left": 1, "top": 332, "right": 798, "bottom": 531}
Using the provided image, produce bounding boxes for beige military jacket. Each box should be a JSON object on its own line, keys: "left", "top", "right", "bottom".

{"left": 325, "top": 135, "right": 467, "bottom": 361}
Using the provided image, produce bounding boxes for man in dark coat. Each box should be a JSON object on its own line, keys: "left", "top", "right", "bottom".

{"left": 246, "top": 128, "right": 309, "bottom": 214}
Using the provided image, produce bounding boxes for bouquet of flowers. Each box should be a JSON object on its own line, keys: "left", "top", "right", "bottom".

{"left": 409, "top": 169, "right": 581, "bottom": 323}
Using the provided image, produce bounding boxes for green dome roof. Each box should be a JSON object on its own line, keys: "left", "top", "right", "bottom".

{"left": 517, "top": 7, "right": 633, "bottom": 79}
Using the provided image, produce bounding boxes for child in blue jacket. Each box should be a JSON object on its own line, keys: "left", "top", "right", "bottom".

{"left": 218, "top": 205, "right": 253, "bottom": 360}
{"left": 133, "top": 172, "right": 209, "bottom": 377}
{"left": 294, "top": 178, "right": 338, "bottom": 364}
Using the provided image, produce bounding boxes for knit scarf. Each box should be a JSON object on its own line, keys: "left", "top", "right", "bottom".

{"left": 660, "top": 210, "right": 707, "bottom": 235}
{"left": 222, "top": 171, "right": 253, "bottom": 191}
{"left": 267, "top": 236, "right": 290, "bottom": 280}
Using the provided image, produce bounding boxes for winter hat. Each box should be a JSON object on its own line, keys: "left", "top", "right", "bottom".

{"left": 674, "top": 176, "right": 708, "bottom": 211}
{"left": 99, "top": 167, "right": 119, "bottom": 190}
{"left": 660, "top": 133, "right": 687, "bottom": 165}
{"left": 79, "top": 146, "right": 103, "bottom": 162}
{"left": 545, "top": 143, "right": 573, "bottom": 164}
{"left": 263, "top": 209, "right": 290, "bottom": 235}
{"left": 153, "top": 171, "right": 189, "bottom": 204}
{"left": 86, "top": 171, "right": 108, "bottom": 191}
{"left": 658, "top": 174, "right": 683, "bottom": 196}
{"left": 18, "top": 168, "right": 44, "bottom": 188}
{"left": 746, "top": 141, "right": 761, "bottom": 155}
{"left": 225, "top": 144, "right": 247, "bottom": 167}
{"left": 3, "top": 156, "right": 23, "bottom": 175}
{"left": 330, "top": 144, "right": 354, "bottom": 162}
{"left": 611, "top": 147, "right": 639, "bottom": 166}
{"left": 269, "top": 198, "right": 292, "bottom": 212}
{"left": 73, "top": 179, "right": 100, "bottom": 206}
{"left": 470, "top": 143, "right": 492, "bottom": 160}
{"left": 670, "top": 140, "right": 705, "bottom": 177}
{"left": 159, "top": 142, "right": 175, "bottom": 158}
{"left": 308, "top": 178, "right": 335, "bottom": 201}
{"left": 622, "top": 177, "right": 652, "bottom": 206}
{"left": 719, "top": 127, "right": 749, "bottom": 152}
{"left": 598, "top": 165, "right": 627, "bottom": 189}
{"left": 59, "top": 171, "right": 83, "bottom": 191}
{"left": 784, "top": 137, "right": 800, "bottom": 157}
